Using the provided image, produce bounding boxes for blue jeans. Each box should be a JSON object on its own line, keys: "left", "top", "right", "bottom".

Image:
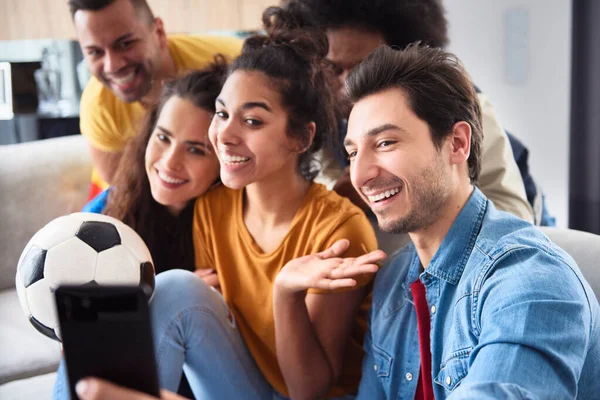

{"left": 53, "top": 270, "right": 284, "bottom": 399}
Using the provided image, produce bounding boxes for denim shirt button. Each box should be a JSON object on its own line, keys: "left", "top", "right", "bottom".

{"left": 405, "top": 373, "right": 413, "bottom": 381}
{"left": 373, "top": 364, "right": 378, "bottom": 371}
{"left": 431, "top": 305, "right": 437, "bottom": 314}
{"left": 446, "top": 376, "right": 452, "bottom": 385}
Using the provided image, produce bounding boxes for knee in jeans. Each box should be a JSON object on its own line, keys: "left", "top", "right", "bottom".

{"left": 152, "top": 270, "right": 214, "bottom": 308}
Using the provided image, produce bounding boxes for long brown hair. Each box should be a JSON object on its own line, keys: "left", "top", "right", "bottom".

{"left": 104, "top": 57, "right": 227, "bottom": 273}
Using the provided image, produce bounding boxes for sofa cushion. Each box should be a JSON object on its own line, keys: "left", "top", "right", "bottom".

{"left": 0, "top": 135, "right": 92, "bottom": 290}
{"left": 0, "top": 372, "right": 56, "bottom": 400}
{"left": 541, "top": 227, "right": 600, "bottom": 299}
{"left": 0, "top": 288, "right": 61, "bottom": 384}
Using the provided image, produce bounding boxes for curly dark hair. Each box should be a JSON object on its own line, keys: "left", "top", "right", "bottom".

{"left": 286, "top": 0, "right": 449, "bottom": 49}
{"left": 228, "top": 5, "right": 341, "bottom": 179}
{"left": 104, "top": 57, "right": 227, "bottom": 273}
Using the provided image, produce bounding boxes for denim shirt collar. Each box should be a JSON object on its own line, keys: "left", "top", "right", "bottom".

{"left": 419, "top": 187, "right": 488, "bottom": 285}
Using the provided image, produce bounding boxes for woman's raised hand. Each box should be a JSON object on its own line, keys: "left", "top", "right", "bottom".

{"left": 274, "top": 239, "right": 386, "bottom": 294}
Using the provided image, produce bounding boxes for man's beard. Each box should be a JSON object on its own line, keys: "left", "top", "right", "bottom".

{"left": 377, "top": 157, "right": 451, "bottom": 235}
{"left": 100, "top": 62, "right": 154, "bottom": 103}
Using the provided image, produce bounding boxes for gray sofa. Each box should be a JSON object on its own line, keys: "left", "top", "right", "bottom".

{"left": 0, "top": 135, "right": 599, "bottom": 399}
{"left": 0, "top": 135, "right": 91, "bottom": 399}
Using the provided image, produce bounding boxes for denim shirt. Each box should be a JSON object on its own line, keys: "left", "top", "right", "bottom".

{"left": 357, "top": 188, "right": 600, "bottom": 399}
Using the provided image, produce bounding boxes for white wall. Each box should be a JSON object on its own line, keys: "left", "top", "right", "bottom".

{"left": 445, "top": 0, "right": 572, "bottom": 227}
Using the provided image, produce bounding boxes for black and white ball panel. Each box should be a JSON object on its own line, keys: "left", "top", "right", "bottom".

{"left": 113, "top": 223, "right": 153, "bottom": 264}
{"left": 141, "top": 262, "right": 155, "bottom": 292}
{"left": 26, "top": 277, "right": 59, "bottom": 330}
{"left": 30, "top": 315, "right": 60, "bottom": 342}
{"left": 95, "top": 245, "right": 143, "bottom": 285}
{"left": 22, "top": 215, "right": 84, "bottom": 257}
{"left": 19, "top": 246, "right": 46, "bottom": 288}
{"left": 75, "top": 221, "right": 121, "bottom": 253}
{"left": 43, "top": 237, "right": 98, "bottom": 286}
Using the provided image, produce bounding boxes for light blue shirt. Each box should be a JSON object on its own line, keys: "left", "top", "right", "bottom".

{"left": 81, "top": 188, "right": 110, "bottom": 214}
{"left": 358, "top": 187, "right": 600, "bottom": 399}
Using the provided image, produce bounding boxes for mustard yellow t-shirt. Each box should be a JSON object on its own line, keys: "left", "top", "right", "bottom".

{"left": 79, "top": 34, "right": 242, "bottom": 153}
{"left": 193, "top": 183, "right": 378, "bottom": 397}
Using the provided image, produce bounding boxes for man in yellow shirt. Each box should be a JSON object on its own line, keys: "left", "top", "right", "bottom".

{"left": 69, "top": 0, "right": 241, "bottom": 194}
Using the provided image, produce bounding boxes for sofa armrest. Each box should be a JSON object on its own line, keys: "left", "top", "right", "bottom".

{"left": 0, "top": 135, "right": 92, "bottom": 290}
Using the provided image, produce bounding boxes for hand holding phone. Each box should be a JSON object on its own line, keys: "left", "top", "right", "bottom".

{"left": 74, "top": 378, "right": 187, "bottom": 400}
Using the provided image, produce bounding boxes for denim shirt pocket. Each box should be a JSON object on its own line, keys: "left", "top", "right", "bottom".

{"left": 372, "top": 344, "right": 393, "bottom": 378}
{"left": 434, "top": 347, "right": 472, "bottom": 392}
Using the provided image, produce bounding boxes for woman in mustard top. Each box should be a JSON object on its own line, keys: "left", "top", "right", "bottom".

{"left": 147, "top": 6, "right": 386, "bottom": 400}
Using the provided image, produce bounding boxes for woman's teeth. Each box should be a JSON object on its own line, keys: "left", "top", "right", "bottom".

{"left": 222, "top": 155, "right": 250, "bottom": 165}
{"left": 368, "top": 187, "right": 401, "bottom": 203}
{"left": 158, "top": 171, "right": 186, "bottom": 184}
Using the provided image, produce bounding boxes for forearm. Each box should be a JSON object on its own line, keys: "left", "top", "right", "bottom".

{"left": 273, "top": 286, "right": 333, "bottom": 399}
{"left": 449, "top": 381, "right": 539, "bottom": 400}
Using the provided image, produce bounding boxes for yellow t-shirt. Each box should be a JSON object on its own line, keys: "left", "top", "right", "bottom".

{"left": 193, "top": 183, "right": 378, "bottom": 397}
{"left": 79, "top": 34, "right": 242, "bottom": 153}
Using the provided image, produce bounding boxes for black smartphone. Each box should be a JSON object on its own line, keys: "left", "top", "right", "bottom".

{"left": 55, "top": 285, "right": 160, "bottom": 400}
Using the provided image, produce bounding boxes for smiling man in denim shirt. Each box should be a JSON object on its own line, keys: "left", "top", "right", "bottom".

{"left": 343, "top": 44, "right": 600, "bottom": 399}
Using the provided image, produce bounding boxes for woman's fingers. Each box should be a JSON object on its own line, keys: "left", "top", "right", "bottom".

{"left": 315, "top": 239, "right": 350, "bottom": 259}
{"left": 202, "top": 273, "right": 220, "bottom": 288}
{"left": 329, "top": 263, "right": 379, "bottom": 279}
{"left": 194, "top": 268, "right": 215, "bottom": 277}
{"left": 352, "top": 249, "right": 387, "bottom": 266}
{"left": 315, "top": 278, "right": 358, "bottom": 290}
{"left": 194, "top": 269, "right": 220, "bottom": 289}
{"left": 311, "top": 250, "right": 385, "bottom": 280}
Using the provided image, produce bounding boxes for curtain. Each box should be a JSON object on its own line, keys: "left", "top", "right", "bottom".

{"left": 569, "top": 0, "right": 600, "bottom": 233}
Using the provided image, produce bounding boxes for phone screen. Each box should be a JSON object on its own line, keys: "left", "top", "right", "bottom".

{"left": 55, "top": 285, "right": 160, "bottom": 399}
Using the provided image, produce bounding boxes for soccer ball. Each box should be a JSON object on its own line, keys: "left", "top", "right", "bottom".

{"left": 15, "top": 212, "right": 155, "bottom": 342}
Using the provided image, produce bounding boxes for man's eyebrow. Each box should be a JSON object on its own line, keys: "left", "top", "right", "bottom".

{"left": 156, "top": 126, "right": 209, "bottom": 148}
{"left": 343, "top": 123, "right": 405, "bottom": 147}
{"left": 366, "top": 123, "right": 405, "bottom": 137}
{"left": 112, "top": 33, "right": 134, "bottom": 46}
{"left": 83, "top": 34, "right": 134, "bottom": 50}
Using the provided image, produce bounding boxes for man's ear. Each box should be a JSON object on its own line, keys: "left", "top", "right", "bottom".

{"left": 448, "top": 121, "right": 471, "bottom": 166}
{"left": 153, "top": 17, "right": 168, "bottom": 49}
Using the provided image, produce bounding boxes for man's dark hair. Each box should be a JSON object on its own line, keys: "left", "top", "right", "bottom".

{"left": 347, "top": 44, "right": 482, "bottom": 183}
{"left": 69, "top": 0, "right": 155, "bottom": 24}
{"left": 288, "top": 0, "right": 448, "bottom": 49}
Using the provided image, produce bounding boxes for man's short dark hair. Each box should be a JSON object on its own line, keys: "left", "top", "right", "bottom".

{"left": 288, "top": 0, "right": 448, "bottom": 49}
{"left": 347, "top": 44, "right": 483, "bottom": 184}
{"left": 68, "top": 0, "right": 154, "bottom": 24}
